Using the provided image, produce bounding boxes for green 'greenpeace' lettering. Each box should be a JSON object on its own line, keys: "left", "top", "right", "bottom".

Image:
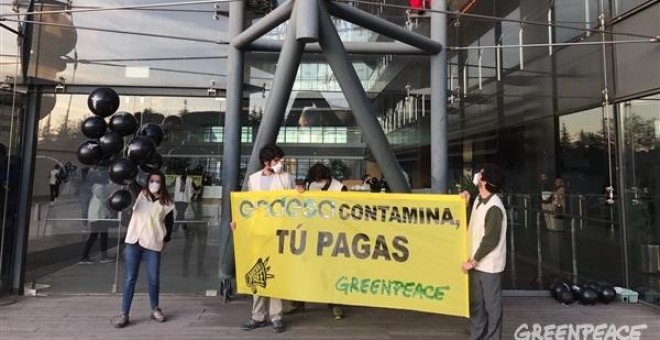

{"left": 335, "top": 276, "right": 449, "bottom": 301}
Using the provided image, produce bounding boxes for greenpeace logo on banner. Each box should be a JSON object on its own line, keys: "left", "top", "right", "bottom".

{"left": 514, "top": 323, "right": 648, "bottom": 340}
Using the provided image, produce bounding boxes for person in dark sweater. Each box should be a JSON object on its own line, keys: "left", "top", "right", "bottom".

{"left": 460, "top": 164, "right": 507, "bottom": 340}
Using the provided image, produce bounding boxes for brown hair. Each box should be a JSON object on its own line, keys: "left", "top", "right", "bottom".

{"left": 142, "top": 171, "right": 173, "bottom": 206}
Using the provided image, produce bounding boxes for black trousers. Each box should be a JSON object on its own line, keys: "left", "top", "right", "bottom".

{"left": 82, "top": 221, "right": 109, "bottom": 258}
{"left": 49, "top": 183, "right": 60, "bottom": 201}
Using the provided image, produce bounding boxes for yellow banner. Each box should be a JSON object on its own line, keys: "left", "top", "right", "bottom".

{"left": 231, "top": 191, "right": 469, "bottom": 317}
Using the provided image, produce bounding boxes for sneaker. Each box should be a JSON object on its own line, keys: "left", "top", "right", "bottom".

{"left": 151, "top": 307, "right": 166, "bottom": 322}
{"left": 78, "top": 258, "right": 93, "bottom": 264}
{"left": 332, "top": 306, "right": 343, "bottom": 319}
{"left": 99, "top": 256, "right": 114, "bottom": 264}
{"left": 241, "top": 318, "right": 266, "bottom": 331}
{"left": 272, "top": 319, "right": 285, "bottom": 333}
{"left": 112, "top": 314, "right": 129, "bottom": 328}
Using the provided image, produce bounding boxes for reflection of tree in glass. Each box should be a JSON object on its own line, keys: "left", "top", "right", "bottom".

{"left": 626, "top": 115, "right": 658, "bottom": 152}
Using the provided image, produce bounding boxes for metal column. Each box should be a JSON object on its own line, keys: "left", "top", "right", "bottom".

{"left": 218, "top": 0, "right": 245, "bottom": 298}
{"left": 11, "top": 88, "right": 40, "bottom": 294}
{"left": 317, "top": 5, "right": 409, "bottom": 192}
{"left": 431, "top": 0, "right": 448, "bottom": 193}
{"left": 244, "top": 7, "right": 306, "bottom": 182}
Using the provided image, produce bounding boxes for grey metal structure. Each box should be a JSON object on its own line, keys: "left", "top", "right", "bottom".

{"left": 431, "top": 0, "right": 448, "bottom": 192}
{"left": 218, "top": 0, "right": 244, "bottom": 299}
{"left": 220, "top": 0, "right": 446, "bottom": 297}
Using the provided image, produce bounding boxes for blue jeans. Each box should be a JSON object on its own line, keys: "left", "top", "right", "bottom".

{"left": 121, "top": 243, "right": 161, "bottom": 314}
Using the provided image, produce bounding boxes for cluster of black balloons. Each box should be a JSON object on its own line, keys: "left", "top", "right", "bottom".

{"left": 77, "top": 87, "right": 167, "bottom": 211}
{"left": 550, "top": 279, "right": 616, "bottom": 305}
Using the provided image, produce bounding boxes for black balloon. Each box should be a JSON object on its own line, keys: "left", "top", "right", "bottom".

{"left": 109, "top": 158, "right": 138, "bottom": 185}
{"left": 76, "top": 140, "right": 102, "bottom": 165}
{"left": 81, "top": 116, "right": 107, "bottom": 139}
{"left": 138, "top": 122, "right": 165, "bottom": 146}
{"left": 162, "top": 115, "right": 183, "bottom": 132}
{"left": 109, "top": 112, "right": 138, "bottom": 136}
{"left": 139, "top": 152, "right": 163, "bottom": 173}
{"left": 550, "top": 280, "right": 569, "bottom": 301}
{"left": 88, "top": 87, "right": 120, "bottom": 118}
{"left": 98, "top": 153, "right": 120, "bottom": 167}
{"left": 99, "top": 132, "right": 124, "bottom": 156}
{"left": 599, "top": 285, "right": 616, "bottom": 304}
{"left": 558, "top": 290, "right": 576, "bottom": 305}
{"left": 126, "top": 136, "right": 156, "bottom": 162}
{"left": 579, "top": 287, "right": 599, "bottom": 305}
{"left": 109, "top": 189, "right": 132, "bottom": 211}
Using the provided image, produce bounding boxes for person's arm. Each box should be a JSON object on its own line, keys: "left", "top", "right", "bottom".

{"left": 163, "top": 210, "right": 174, "bottom": 242}
{"left": 471, "top": 207, "right": 503, "bottom": 262}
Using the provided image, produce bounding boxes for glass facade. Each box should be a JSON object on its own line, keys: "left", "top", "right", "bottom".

{"left": 0, "top": 0, "right": 658, "bottom": 307}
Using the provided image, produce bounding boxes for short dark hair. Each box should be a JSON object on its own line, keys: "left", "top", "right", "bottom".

{"left": 307, "top": 163, "right": 331, "bottom": 183}
{"left": 482, "top": 163, "right": 504, "bottom": 193}
{"left": 259, "top": 144, "right": 285, "bottom": 165}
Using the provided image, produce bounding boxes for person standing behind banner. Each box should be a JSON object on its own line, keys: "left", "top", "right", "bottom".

{"left": 230, "top": 144, "right": 295, "bottom": 334}
{"left": 285, "top": 163, "right": 347, "bottom": 319}
{"left": 460, "top": 164, "right": 507, "bottom": 340}
{"left": 112, "top": 171, "right": 175, "bottom": 329}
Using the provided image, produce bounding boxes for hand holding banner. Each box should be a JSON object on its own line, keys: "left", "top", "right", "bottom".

{"left": 231, "top": 190, "right": 469, "bottom": 317}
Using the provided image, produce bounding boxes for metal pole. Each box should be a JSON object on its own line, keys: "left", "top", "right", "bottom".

{"left": 248, "top": 40, "right": 431, "bottom": 55}
{"left": 431, "top": 0, "right": 447, "bottom": 192}
{"left": 536, "top": 211, "right": 543, "bottom": 288}
{"left": 218, "top": 0, "right": 245, "bottom": 297}
{"left": 11, "top": 88, "right": 40, "bottom": 294}
{"left": 570, "top": 217, "right": 578, "bottom": 283}
{"left": 326, "top": 1, "right": 442, "bottom": 54}
{"left": 524, "top": 195, "right": 529, "bottom": 228}
{"left": 231, "top": 0, "right": 294, "bottom": 49}
{"left": 317, "top": 3, "right": 409, "bottom": 192}
{"left": 616, "top": 101, "right": 630, "bottom": 288}
{"left": 508, "top": 206, "right": 517, "bottom": 289}
{"left": 112, "top": 211, "right": 122, "bottom": 294}
{"left": 244, "top": 5, "right": 305, "bottom": 184}
{"left": 296, "top": 0, "right": 319, "bottom": 43}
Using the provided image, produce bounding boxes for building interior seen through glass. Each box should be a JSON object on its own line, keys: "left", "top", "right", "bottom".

{"left": 0, "top": 0, "right": 658, "bottom": 307}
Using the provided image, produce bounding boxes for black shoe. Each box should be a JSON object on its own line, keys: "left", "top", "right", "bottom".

{"left": 241, "top": 318, "right": 266, "bottom": 331}
{"left": 272, "top": 319, "right": 285, "bottom": 333}
{"left": 112, "top": 314, "right": 129, "bottom": 328}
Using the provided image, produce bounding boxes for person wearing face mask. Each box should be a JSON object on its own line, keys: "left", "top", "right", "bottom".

{"left": 460, "top": 164, "right": 507, "bottom": 340}
{"left": 112, "top": 171, "right": 175, "bottom": 329}
{"left": 283, "top": 163, "right": 347, "bottom": 319}
{"left": 232, "top": 144, "right": 295, "bottom": 333}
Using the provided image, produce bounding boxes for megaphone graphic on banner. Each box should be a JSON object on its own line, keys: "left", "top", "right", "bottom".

{"left": 245, "top": 257, "right": 275, "bottom": 294}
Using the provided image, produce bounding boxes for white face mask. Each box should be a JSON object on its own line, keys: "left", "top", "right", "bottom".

{"left": 148, "top": 182, "right": 161, "bottom": 194}
{"left": 472, "top": 172, "right": 482, "bottom": 187}
{"left": 271, "top": 162, "right": 284, "bottom": 174}
{"left": 309, "top": 181, "right": 328, "bottom": 190}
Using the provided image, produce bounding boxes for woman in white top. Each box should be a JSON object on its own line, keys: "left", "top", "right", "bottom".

{"left": 112, "top": 171, "right": 175, "bottom": 329}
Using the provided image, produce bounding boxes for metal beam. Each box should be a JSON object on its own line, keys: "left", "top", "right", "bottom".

{"left": 431, "top": 0, "right": 448, "bottom": 192}
{"left": 248, "top": 39, "right": 431, "bottom": 55}
{"left": 218, "top": 0, "right": 245, "bottom": 298}
{"left": 231, "top": 0, "right": 294, "bottom": 50}
{"left": 326, "top": 1, "right": 442, "bottom": 54}
{"left": 317, "top": 3, "right": 409, "bottom": 193}
{"left": 296, "top": 0, "right": 319, "bottom": 43}
{"left": 243, "top": 6, "right": 306, "bottom": 184}
{"left": 12, "top": 88, "right": 40, "bottom": 294}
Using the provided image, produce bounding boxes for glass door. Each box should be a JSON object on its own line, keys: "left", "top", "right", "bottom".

{"left": 620, "top": 94, "right": 660, "bottom": 306}
{"left": 25, "top": 94, "right": 226, "bottom": 295}
{"left": 0, "top": 89, "right": 25, "bottom": 294}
